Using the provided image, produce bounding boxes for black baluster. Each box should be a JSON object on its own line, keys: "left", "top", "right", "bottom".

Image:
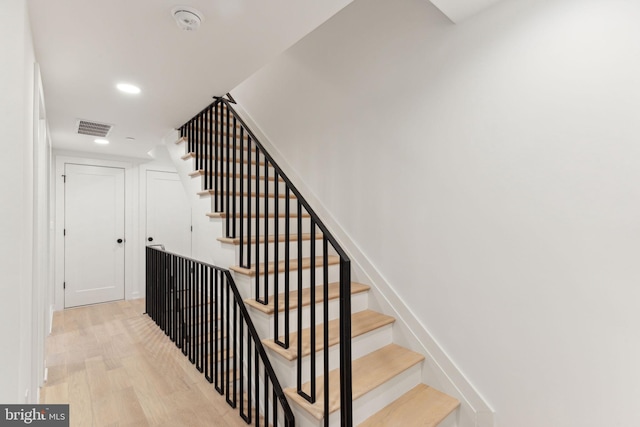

{"left": 239, "top": 314, "right": 245, "bottom": 421}
{"left": 239, "top": 126, "right": 245, "bottom": 267}
{"left": 214, "top": 268, "right": 220, "bottom": 392}
{"left": 263, "top": 158, "right": 269, "bottom": 306}
{"left": 323, "top": 237, "right": 330, "bottom": 427}
{"left": 219, "top": 269, "right": 225, "bottom": 394}
{"left": 231, "top": 115, "right": 237, "bottom": 239}
{"left": 297, "top": 200, "right": 304, "bottom": 397}
{"left": 247, "top": 329, "right": 252, "bottom": 423}
{"left": 274, "top": 171, "right": 281, "bottom": 347}
{"left": 232, "top": 294, "right": 238, "bottom": 407}
{"left": 214, "top": 103, "right": 219, "bottom": 211}
{"left": 246, "top": 136, "right": 252, "bottom": 270}
{"left": 310, "top": 221, "right": 316, "bottom": 402}
{"left": 255, "top": 146, "right": 261, "bottom": 303}
{"left": 340, "top": 258, "right": 353, "bottom": 426}
{"left": 284, "top": 187, "right": 290, "bottom": 349}
{"left": 225, "top": 103, "right": 231, "bottom": 237}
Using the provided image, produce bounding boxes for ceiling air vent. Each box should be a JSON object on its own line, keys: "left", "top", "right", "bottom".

{"left": 76, "top": 119, "right": 113, "bottom": 137}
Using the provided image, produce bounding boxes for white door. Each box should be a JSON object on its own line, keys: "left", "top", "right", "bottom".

{"left": 64, "top": 164, "right": 125, "bottom": 308}
{"left": 146, "top": 170, "right": 191, "bottom": 256}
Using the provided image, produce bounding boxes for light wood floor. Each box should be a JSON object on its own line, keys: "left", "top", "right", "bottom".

{"left": 40, "top": 299, "right": 250, "bottom": 427}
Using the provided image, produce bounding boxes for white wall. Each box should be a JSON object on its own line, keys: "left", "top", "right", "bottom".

{"left": 0, "top": 0, "right": 40, "bottom": 403}
{"left": 232, "top": 0, "right": 640, "bottom": 425}
{"left": 164, "top": 130, "right": 236, "bottom": 269}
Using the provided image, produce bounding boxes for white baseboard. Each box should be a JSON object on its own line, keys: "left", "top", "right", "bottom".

{"left": 48, "top": 304, "right": 54, "bottom": 335}
{"left": 229, "top": 99, "right": 495, "bottom": 427}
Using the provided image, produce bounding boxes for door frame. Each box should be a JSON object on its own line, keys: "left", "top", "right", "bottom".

{"left": 54, "top": 155, "right": 135, "bottom": 311}
{"left": 63, "top": 163, "right": 126, "bottom": 308}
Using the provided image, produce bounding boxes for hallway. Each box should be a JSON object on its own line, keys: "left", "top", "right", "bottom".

{"left": 40, "top": 299, "right": 248, "bottom": 427}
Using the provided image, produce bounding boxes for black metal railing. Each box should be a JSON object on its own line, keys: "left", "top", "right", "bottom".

{"left": 146, "top": 246, "right": 295, "bottom": 427}
{"left": 179, "top": 95, "right": 353, "bottom": 426}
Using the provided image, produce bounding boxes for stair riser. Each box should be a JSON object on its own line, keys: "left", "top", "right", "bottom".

{"left": 266, "top": 324, "right": 393, "bottom": 388}
{"left": 247, "top": 291, "right": 369, "bottom": 338}
{"left": 226, "top": 238, "right": 334, "bottom": 265}
{"left": 187, "top": 144, "right": 270, "bottom": 162}
{"left": 291, "top": 363, "right": 420, "bottom": 427}
{"left": 436, "top": 410, "right": 458, "bottom": 427}
{"left": 216, "top": 216, "right": 314, "bottom": 237}
{"left": 187, "top": 160, "right": 274, "bottom": 180}
{"left": 188, "top": 157, "right": 275, "bottom": 172}
{"left": 210, "top": 357, "right": 235, "bottom": 375}
{"left": 186, "top": 117, "right": 247, "bottom": 129}
{"left": 205, "top": 196, "right": 304, "bottom": 217}
{"left": 184, "top": 132, "right": 249, "bottom": 143}
{"left": 198, "top": 177, "right": 286, "bottom": 195}
{"left": 325, "top": 363, "right": 422, "bottom": 426}
{"left": 233, "top": 264, "right": 341, "bottom": 301}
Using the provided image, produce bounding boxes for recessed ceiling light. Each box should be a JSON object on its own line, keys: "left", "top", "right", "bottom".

{"left": 94, "top": 139, "right": 109, "bottom": 145}
{"left": 116, "top": 83, "right": 141, "bottom": 94}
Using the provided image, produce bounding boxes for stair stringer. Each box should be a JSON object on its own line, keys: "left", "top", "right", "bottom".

{"left": 163, "top": 130, "right": 235, "bottom": 269}
{"left": 225, "top": 101, "right": 496, "bottom": 427}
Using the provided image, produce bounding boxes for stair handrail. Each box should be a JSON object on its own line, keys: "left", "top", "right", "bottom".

{"left": 179, "top": 95, "right": 353, "bottom": 426}
{"left": 146, "top": 245, "right": 295, "bottom": 426}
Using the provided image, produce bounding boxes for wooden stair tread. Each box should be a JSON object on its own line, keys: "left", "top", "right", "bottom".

{"left": 284, "top": 344, "right": 424, "bottom": 420}
{"left": 211, "top": 368, "right": 241, "bottom": 382}
{"left": 264, "top": 310, "right": 394, "bottom": 361}
{"left": 230, "top": 255, "right": 340, "bottom": 277}
{"left": 179, "top": 128, "right": 250, "bottom": 139}
{"left": 217, "top": 233, "right": 323, "bottom": 245}
{"left": 207, "top": 348, "right": 234, "bottom": 361}
{"left": 186, "top": 123, "right": 244, "bottom": 131}
{"left": 244, "top": 282, "right": 369, "bottom": 315}
{"left": 191, "top": 328, "right": 227, "bottom": 340}
{"left": 359, "top": 384, "right": 460, "bottom": 427}
{"left": 189, "top": 169, "right": 281, "bottom": 182}
{"left": 182, "top": 152, "right": 267, "bottom": 165}
{"left": 198, "top": 189, "right": 295, "bottom": 199}
{"left": 207, "top": 211, "right": 310, "bottom": 219}
{"left": 176, "top": 133, "right": 249, "bottom": 144}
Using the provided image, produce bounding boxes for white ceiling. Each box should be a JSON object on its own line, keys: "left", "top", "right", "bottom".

{"left": 27, "top": 0, "right": 352, "bottom": 158}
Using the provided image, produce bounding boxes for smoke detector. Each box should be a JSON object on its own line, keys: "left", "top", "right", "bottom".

{"left": 172, "top": 6, "right": 203, "bottom": 31}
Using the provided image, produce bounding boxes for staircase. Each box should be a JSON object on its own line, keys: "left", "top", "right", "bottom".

{"left": 174, "top": 96, "right": 460, "bottom": 426}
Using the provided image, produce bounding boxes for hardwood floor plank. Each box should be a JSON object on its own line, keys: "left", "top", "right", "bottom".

{"left": 91, "top": 392, "right": 120, "bottom": 427}
{"left": 39, "top": 298, "right": 260, "bottom": 427}
{"left": 41, "top": 382, "right": 68, "bottom": 404}
{"left": 67, "top": 367, "right": 93, "bottom": 427}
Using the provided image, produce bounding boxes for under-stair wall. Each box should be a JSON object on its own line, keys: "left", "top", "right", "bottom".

{"left": 165, "top": 130, "right": 236, "bottom": 269}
